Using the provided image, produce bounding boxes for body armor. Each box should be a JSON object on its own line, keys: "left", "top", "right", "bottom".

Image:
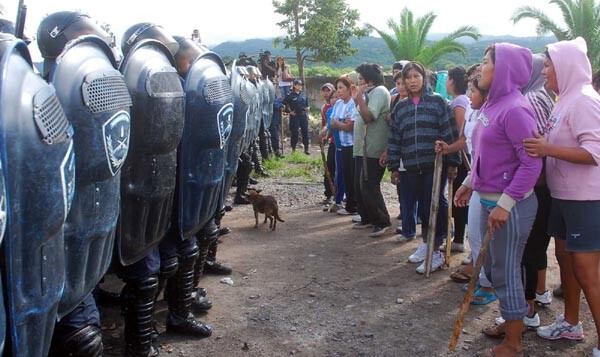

{"left": 0, "top": 36, "right": 74, "bottom": 357}
{"left": 46, "top": 35, "right": 132, "bottom": 318}
{"left": 118, "top": 38, "right": 184, "bottom": 265}
{"left": 177, "top": 46, "right": 233, "bottom": 239}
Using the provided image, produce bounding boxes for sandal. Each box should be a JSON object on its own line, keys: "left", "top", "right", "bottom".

{"left": 482, "top": 345, "right": 525, "bottom": 357}
{"left": 482, "top": 323, "right": 507, "bottom": 339}
{"left": 462, "top": 282, "right": 481, "bottom": 292}
{"left": 471, "top": 287, "right": 497, "bottom": 305}
{"left": 482, "top": 322, "right": 528, "bottom": 339}
{"left": 450, "top": 269, "right": 472, "bottom": 283}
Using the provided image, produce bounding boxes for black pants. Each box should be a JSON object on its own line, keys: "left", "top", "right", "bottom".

{"left": 452, "top": 163, "right": 469, "bottom": 244}
{"left": 289, "top": 115, "right": 309, "bottom": 151}
{"left": 354, "top": 156, "right": 390, "bottom": 227}
{"left": 269, "top": 123, "right": 280, "bottom": 154}
{"left": 522, "top": 185, "right": 552, "bottom": 300}
{"left": 323, "top": 142, "right": 335, "bottom": 198}
{"left": 258, "top": 120, "right": 269, "bottom": 160}
{"left": 340, "top": 146, "right": 356, "bottom": 212}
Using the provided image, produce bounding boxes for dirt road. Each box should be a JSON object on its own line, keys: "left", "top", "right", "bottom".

{"left": 101, "top": 178, "right": 594, "bottom": 356}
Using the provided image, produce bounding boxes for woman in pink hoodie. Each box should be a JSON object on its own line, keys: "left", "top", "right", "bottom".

{"left": 455, "top": 43, "right": 542, "bottom": 356}
{"left": 524, "top": 37, "right": 600, "bottom": 357}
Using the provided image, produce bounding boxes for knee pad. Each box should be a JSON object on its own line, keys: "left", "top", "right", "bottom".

{"left": 159, "top": 257, "right": 179, "bottom": 280}
{"left": 49, "top": 325, "right": 103, "bottom": 357}
{"left": 179, "top": 242, "right": 200, "bottom": 270}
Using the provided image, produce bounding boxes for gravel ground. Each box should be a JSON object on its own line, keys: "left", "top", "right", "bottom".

{"left": 100, "top": 146, "right": 596, "bottom": 357}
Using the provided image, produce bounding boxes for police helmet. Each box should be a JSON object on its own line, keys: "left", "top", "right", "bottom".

{"left": 37, "top": 11, "right": 110, "bottom": 60}
{"left": 121, "top": 23, "right": 178, "bottom": 58}
{"left": 0, "top": 18, "right": 15, "bottom": 35}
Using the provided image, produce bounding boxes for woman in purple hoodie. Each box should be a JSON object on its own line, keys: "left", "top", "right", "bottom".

{"left": 455, "top": 43, "right": 542, "bottom": 356}
{"left": 524, "top": 38, "right": 600, "bottom": 357}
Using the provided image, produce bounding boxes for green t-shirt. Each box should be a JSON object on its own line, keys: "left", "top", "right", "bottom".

{"left": 353, "top": 85, "right": 391, "bottom": 158}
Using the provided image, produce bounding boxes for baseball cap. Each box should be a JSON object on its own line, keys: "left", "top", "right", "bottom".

{"left": 293, "top": 79, "right": 303, "bottom": 85}
{"left": 321, "top": 83, "right": 335, "bottom": 92}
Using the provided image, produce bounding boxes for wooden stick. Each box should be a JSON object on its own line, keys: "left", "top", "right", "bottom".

{"left": 448, "top": 229, "right": 494, "bottom": 351}
{"left": 425, "top": 152, "right": 443, "bottom": 277}
{"left": 444, "top": 177, "right": 454, "bottom": 267}
{"left": 461, "top": 150, "right": 471, "bottom": 171}
{"left": 319, "top": 139, "right": 335, "bottom": 199}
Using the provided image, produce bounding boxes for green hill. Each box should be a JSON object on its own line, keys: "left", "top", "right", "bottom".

{"left": 210, "top": 35, "right": 555, "bottom": 71}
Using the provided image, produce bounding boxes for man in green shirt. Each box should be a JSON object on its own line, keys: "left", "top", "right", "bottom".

{"left": 351, "top": 63, "right": 391, "bottom": 237}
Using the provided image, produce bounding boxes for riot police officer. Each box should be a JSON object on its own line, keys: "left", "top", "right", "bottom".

{"left": 0, "top": 31, "right": 75, "bottom": 357}
{"left": 157, "top": 31, "right": 234, "bottom": 340}
{"left": 117, "top": 23, "right": 185, "bottom": 356}
{"left": 38, "top": 11, "right": 132, "bottom": 356}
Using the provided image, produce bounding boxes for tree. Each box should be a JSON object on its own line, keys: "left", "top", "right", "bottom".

{"left": 512, "top": 0, "right": 600, "bottom": 69}
{"left": 367, "top": 7, "right": 480, "bottom": 68}
{"left": 272, "top": 0, "right": 367, "bottom": 80}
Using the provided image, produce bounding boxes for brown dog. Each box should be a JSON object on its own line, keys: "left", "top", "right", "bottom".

{"left": 246, "top": 189, "right": 285, "bottom": 231}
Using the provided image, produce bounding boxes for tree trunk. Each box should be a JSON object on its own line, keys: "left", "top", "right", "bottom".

{"left": 296, "top": 49, "right": 304, "bottom": 81}
{"left": 293, "top": 4, "right": 304, "bottom": 80}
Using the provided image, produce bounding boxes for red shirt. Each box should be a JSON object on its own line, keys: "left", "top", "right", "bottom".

{"left": 321, "top": 103, "right": 333, "bottom": 144}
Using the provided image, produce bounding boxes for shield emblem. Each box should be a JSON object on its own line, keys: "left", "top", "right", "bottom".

{"left": 60, "top": 141, "right": 75, "bottom": 217}
{"left": 217, "top": 103, "right": 233, "bottom": 149}
{"left": 102, "top": 110, "right": 131, "bottom": 176}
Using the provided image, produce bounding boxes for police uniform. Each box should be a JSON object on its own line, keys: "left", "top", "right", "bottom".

{"left": 283, "top": 83, "right": 310, "bottom": 153}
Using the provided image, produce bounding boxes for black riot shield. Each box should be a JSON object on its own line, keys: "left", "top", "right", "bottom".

{"left": 262, "top": 78, "right": 275, "bottom": 129}
{"left": 48, "top": 35, "right": 132, "bottom": 318}
{"left": 218, "top": 62, "right": 249, "bottom": 206}
{"left": 118, "top": 39, "right": 184, "bottom": 265}
{"left": 0, "top": 159, "right": 5, "bottom": 357}
{"left": 178, "top": 50, "right": 233, "bottom": 239}
{"left": 0, "top": 36, "right": 74, "bottom": 357}
{"left": 241, "top": 74, "right": 260, "bottom": 152}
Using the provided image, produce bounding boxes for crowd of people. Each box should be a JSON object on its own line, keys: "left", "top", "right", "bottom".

{"left": 307, "top": 38, "right": 600, "bottom": 357}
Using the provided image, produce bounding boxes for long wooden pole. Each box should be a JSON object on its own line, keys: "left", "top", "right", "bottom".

{"left": 319, "top": 139, "right": 335, "bottom": 199}
{"left": 425, "top": 152, "right": 443, "bottom": 277}
{"left": 444, "top": 176, "right": 454, "bottom": 267}
{"left": 448, "top": 229, "right": 494, "bottom": 351}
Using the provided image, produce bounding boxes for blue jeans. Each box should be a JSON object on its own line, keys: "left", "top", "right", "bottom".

{"left": 399, "top": 169, "right": 448, "bottom": 246}
{"left": 334, "top": 148, "right": 345, "bottom": 204}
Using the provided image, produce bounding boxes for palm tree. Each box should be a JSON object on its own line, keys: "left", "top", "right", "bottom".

{"left": 367, "top": 7, "right": 480, "bottom": 67}
{"left": 512, "top": 0, "right": 600, "bottom": 69}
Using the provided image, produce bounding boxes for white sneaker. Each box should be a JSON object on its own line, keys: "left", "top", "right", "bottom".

{"left": 327, "top": 204, "right": 341, "bottom": 213}
{"left": 416, "top": 251, "right": 444, "bottom": 274}
{"left": 535, "top": 290, "right": 553, "bottom": 307}
{"left": 593, "top": 347, "right": 600, "bottom": 357}
{"left": 495, "top": 313, "right": 540, "bottom": 329}
{"left": 337, "top": 208, "right": 351, "bottom": 216}
{"left": 395, "top": 234, "right": 415, "bottom": 243}
{"left": 368, "top": 225, "right": 389, "bottom": 237}
{"left": 461, "top": 254, "right": 472, "bottom": 265}
{"left": 352, "top": 222, "right": 372, "bottom": 229}
{"left": 352, "top": 214, "right": 362, "bottom": 223}
{"left": 537, "top": 315, "right": 584, "bottom": 341}
{"left": 408, "top": 242, "right": 428, "bottom": 263}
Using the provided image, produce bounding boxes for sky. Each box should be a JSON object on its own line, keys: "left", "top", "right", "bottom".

{"left": 1, "top": 0, "right": 563, "bottom": 46}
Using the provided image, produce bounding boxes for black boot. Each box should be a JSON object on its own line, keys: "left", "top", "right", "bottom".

{"left": 251, "top": 139, "right": 269, "bottom": 177}
{"left": 122, "top": 276, "right": 160, "bottom": 357}
{"left": 234, "top": 152, "right": 253, "bottom": 204}
{"left": 93, "top": 285, "right": 122, "bottom": 306}
{"left": 192, "top": 222, "right": 218, "bottom": 312}
{"left": 204, "top": 240, "right": 232, "bottom": 275}
{"left": 165, "top": 243, "right": 212, "bottom": 338}
{"left": 48, "top": 325, "right": 103, "bottom": 357}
